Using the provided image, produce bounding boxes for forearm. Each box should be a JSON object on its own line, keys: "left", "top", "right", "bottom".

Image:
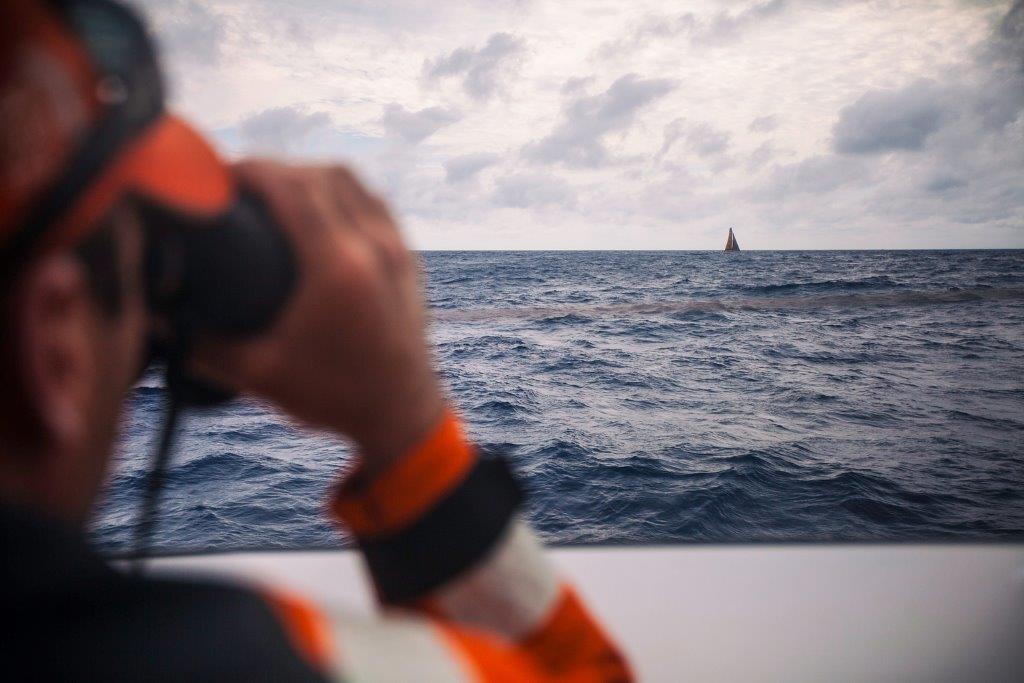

{"left": 189, "top": 163, "right": 631, "bottom": 679}
{"left": 331, "top": 409, "right": 632, "bottom": 682}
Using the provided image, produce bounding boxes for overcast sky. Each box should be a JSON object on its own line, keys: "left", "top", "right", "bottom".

{"left": 130, "top": 0, "right": 1023, "bottom": 249}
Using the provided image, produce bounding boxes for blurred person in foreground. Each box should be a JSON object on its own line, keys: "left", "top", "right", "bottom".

{"left": 0, "top": 0, "right": 631, "bottom": 680}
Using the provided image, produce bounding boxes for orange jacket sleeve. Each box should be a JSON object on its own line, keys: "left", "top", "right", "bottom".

{"left": 312, "top": 408, "right": 633, "bottom": 682}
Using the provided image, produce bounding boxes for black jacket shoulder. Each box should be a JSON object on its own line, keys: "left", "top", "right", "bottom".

{"left": 0, "top": 502, "right": 330, "bottom": 682}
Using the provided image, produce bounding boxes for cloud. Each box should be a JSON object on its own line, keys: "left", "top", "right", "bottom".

{"left": 523, "top": 74, "right": 675, "bottom": 167}
{"left": 695, "top": 0, "right": 788, "bottom": 45}
{"left": 560, "top": 76, "right": 594, "bottom": 95}
{"left": 600, "top": 0, "right": 787, "bottom": 55}
{"left": 492, "top": 172, "right": 576, "bottom": 209}
{"left": 380, "top": 104, "right": 462, "bottom": 144}
{"left": 755, "top": 154, "right": 870, "bottom": 198}
{"left": 832, "top": 79, "right": 948, "bottom": 154}
{"left": 995, "top": 0, "right": 1023, "bottom": 71}
{"left": 423, "top": 33, "right": 525, "bottom": 100}
{"left": 924, "top": 174, "right": 968, "bottom": 194}
{"left": 749, "top": 115, "right": 778, "bottom": 133}
{"left": 238, "top": 106, "right": 332, "bottom": 154}
{"left": 444, "top": 153, "right": 500, "bottom": 183}
{"left": 656, "top": 119, "right": 685, "bottom": 158}
{"left": 658, "top": 119, "right": 731, "bottom": 159}
{"left": 136, "top": 0, "right": 1023, "bottom": 248}
{"left": 747, "top": 141, "right": 777, "bottom": 171}
{"left": 686, "top": 122, "right": 731, "bottom": 158}
{"left": 752, "top": 0, "right": 1024, "bottom": 236}
{"left": 129, "top": 0, "right": 226, "bottom": 65}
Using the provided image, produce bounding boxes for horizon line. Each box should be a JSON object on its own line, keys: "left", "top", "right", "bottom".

{"left": 411, "top": 247, "right": 1024, "bottom": 252}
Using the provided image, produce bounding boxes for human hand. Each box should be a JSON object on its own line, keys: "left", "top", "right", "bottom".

{"left": 190, "top": 161, "right": 444, "bottom": 478}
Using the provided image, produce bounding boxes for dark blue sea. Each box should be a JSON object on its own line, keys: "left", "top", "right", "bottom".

{"left": 90, "top": 251, "right": 1024, "bottom": 554}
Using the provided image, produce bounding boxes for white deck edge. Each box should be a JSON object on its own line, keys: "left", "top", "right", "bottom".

{"left": 147, "top": 544, "right": 1024, "bottom": 682}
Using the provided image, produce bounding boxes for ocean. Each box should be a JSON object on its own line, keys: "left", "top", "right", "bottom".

{"left": 89, "top": 250, "right": 1024, "bottom": 554}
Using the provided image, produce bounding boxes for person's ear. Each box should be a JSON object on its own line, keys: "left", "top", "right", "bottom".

{"left": 14, "top": 253, "right": 96, "bottom": 456}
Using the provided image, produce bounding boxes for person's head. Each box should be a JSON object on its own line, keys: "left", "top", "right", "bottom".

{"left": 0, "top": 0, "right": 149, "bottom": 524}
{"left": 0, "top": 0, "right": 234, "bottom": 525}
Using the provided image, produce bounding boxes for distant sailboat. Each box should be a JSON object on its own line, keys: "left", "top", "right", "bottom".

{"left": 725, "top": 227, "right": 740, "bottom": 251}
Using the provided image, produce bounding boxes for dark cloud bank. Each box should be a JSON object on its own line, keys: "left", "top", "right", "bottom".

{"left": 747, "top": 0, "right": 1024, "bottom": 238}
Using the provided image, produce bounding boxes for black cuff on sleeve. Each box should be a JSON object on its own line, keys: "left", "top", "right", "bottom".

{"left": 357, "top": 454, "right": 523, "bottom": 605}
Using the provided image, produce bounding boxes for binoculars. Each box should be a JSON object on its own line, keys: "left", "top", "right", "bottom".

{"left": 141, "top": 189, "right": 297, "bottom": 405}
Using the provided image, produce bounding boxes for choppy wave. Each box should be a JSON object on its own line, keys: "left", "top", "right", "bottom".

{"left": 90, "top": 250, "right": 1024, "bottom": 553}
{"left": 433, "top": 286, "right": 1024, "bottom": 322}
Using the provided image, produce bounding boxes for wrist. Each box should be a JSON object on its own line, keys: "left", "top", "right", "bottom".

{"left": 333, "top": 405, "right": 477, "bottom": 537}
{"left": 351, "top": 379, "right": 446, "bottom": 483}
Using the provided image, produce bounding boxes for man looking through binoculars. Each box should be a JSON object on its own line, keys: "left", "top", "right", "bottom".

{"left": 0, "top": 1, "right": 631, "bottom": 680}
